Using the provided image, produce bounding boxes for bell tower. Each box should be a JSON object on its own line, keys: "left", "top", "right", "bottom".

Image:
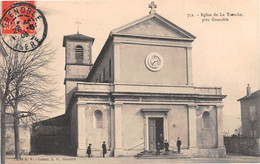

{"left": 63, "top": 33, "right": 95, "bottom": 108}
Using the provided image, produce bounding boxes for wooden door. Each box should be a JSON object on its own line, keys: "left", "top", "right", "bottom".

{"left": 148, "top": 118, "right": 156, "bottom": 150}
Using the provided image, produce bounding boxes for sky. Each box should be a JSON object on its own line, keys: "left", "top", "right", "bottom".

{"left": 4, "top": 0, "right": 259, "bottom": 134}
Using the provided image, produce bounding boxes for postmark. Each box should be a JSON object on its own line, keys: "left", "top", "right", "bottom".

{"left": 0, "top": 2, "right": 47, "bottom": 52}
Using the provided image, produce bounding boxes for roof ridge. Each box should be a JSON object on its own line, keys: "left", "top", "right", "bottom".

{"left": 63, "top": 33, "right": 95, "bottom": 47}
{"left": 237, "top": 89, "right": 260, "bottom": 101}
{"left": 110, "top": 13, "right": 196, "bottom": 39}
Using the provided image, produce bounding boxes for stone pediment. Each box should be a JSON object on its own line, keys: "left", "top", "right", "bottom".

{"left": 111, "top": 13, "right": 195, "bottom": 40}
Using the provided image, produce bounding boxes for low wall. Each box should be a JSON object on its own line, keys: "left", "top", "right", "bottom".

{"left": 6, "top": 124, "right": 31, "bottom": 155}
{"left": 224, "top": 137, "right": 260, "bottom": 156}
{"left": 31, "top": 135, "right": 70, "bottom": 154}
{"left": 31, "top": 114, "right": 71, "bottom": 155}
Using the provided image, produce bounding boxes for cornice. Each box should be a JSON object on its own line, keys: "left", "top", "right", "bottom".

{"left": 113, "top": 35, "right": 193, "bottom": 48}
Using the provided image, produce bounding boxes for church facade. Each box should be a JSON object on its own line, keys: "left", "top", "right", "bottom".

{"left": 63, "top": 7, "right": 226, "bottom": 157}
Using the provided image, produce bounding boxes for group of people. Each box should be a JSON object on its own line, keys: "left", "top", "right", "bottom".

{"left": 86, "top": 141, "right": 107, "bottom": 158}
{"left": 86, "top": 137, "right": 182, "bottom": 157}
{"left": 156, "top": 134, "right": 182, "bottom": 155}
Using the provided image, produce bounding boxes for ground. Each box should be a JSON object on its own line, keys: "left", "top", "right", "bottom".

{"left": 6, "top": 154, "right": 260, "bottom": 164}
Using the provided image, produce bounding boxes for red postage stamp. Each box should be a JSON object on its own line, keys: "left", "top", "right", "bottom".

{"left": 0, "top": 1, "right": 47, "bottom": 52}
{"left": 1, "top": 1, "right": 35, "bottom": 35}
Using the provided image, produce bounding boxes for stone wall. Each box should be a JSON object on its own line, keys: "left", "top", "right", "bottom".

{"left": 122, "top": 104, "right": 144, "bottom": 151}
{"left": 85, "top": 104, "right": 111, "bottom": 150}
{"left": 196, "top": 106, "right": 218, "bottom": 148}
{"left": 168, "top": 105, "right": 188, "bottom": 149}
{"left": 6, "top": 124, "right": 31, "bottom": 155}
{"left": 70, "top": 102, "right": 78, "bottom": 155}
{"left": 119, "top": 44, "right": 187, "bottom": 85}
{"left": 66, "top": 41, "right": 91, "bottom": 64}
{"left": 224, "top": 137, "right": 260, "bottom": 156}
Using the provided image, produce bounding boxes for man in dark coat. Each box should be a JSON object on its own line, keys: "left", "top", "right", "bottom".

{"left": 158, "top": 133, "right": 164, "bottom": 150}
{"left": 102, "top": 141, "right": 107, "bottom": 158}
{"left": 156, "top": 142, "right": 160, "bottom": 156}
{"left": 164, "top": 140, "right": 169, "bottom": 155}
{"left": 176, "top": 137, "right": 181, "bottom": 153}
{"left": 86, "top": 144, "right": 92, "bottom": 158}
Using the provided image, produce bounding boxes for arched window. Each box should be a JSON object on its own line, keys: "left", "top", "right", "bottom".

{"left": 94, "top": 110, "right": 103, "bottom": 128}
{"left": 75, "top": 45, "right": 83, "bottom": 62}
{"left": 203, "top": 111, "right": 210, "bottom": 128}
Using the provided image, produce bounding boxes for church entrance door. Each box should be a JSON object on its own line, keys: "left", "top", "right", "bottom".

{"left": 148, "top": 117, "right": 164, "bottom": 150}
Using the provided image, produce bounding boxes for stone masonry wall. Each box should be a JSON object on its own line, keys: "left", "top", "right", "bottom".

{"left": 6, "top": 124, "right": 31, "bottom": 155}
{"left": 224, "top": 137, "right": 260, "bottom": 156}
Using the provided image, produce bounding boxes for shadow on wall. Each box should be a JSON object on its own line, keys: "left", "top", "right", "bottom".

{"left": 30, "top": 114, "right": 71, "bottom": 155}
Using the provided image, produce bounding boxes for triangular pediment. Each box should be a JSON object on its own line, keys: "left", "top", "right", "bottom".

{"left": 111, "top": 13, "right": 195, "bottom": 40}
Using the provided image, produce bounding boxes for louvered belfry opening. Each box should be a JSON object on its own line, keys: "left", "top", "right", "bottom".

{"left": 75, "top": 45, "right": 83, "bottom": 63}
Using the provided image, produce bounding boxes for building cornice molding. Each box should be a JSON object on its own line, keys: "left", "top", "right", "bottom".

{"left": 113, "top": 35, "right": 193, "bottom": 48}
{"left": 64, "top": 78, "right": 86, "bottom": 85}
{"left": 66, "top": 63, "right": 93, "bottom": 66}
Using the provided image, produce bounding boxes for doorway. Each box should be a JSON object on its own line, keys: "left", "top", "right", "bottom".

{"left": 148, "top": 117, "right": 164, "bottom": 150}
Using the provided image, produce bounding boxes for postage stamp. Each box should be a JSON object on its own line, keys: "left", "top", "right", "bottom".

{"left": 0, "top": 2, "right": 47, "bottom": 52}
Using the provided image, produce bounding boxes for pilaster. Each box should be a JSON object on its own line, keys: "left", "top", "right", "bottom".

{"left": 186, "top": 47, "right": 193, "bottom": 86}
{"left": 144, "top": 113, "right": 149, "bottom": 151}
{"left": 164, "top": 112, "right": 169, "bottom": 141}
{"left": 188, "top": 105, "right": 197, "bottom": 148}
{"left": 113, "top": 102, "right": 123, "bottom": 156}
{"left": 110, "top": 103, "right": 115, "bottom": 152}
{"left": 77, "top": 103, "right": 87, "bottom": 156}
{"left": 216, "top": 105, "right": 224, "bottom": 147}
{"left": 187, "top": 104, "right": 198, "bottom": 156}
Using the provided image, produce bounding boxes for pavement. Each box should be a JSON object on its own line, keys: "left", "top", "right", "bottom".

{"left": 5, "top": 154, "right": 260, "bottom": 164}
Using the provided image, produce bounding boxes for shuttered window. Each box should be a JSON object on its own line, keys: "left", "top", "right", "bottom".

{"left": 75, "top": 45, "right": 83, "bottom": 62}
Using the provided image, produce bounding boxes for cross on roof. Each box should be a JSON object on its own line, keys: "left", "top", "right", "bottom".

{"left": 75, "top": 21, "right": 82, "bottom": 34}
{"left": 149, "top": 1, "right": 157, "bottom": 14}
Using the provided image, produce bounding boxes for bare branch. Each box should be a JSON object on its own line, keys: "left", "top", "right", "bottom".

{"left": 0, "top": 40, "right": 61, "bottom": 123}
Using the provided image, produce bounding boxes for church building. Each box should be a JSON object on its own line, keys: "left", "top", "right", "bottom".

{"left": 63, "top": 2, "right": 226, "bottom": 157}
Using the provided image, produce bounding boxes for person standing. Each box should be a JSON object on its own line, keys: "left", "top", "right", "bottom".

{"left": 176, "top": 137, "right": 181, "bottom": 153}
{"left": 164, "top": 140, "right": 169, "bottom": 155}
{"left": 158, "top": 133, "right": 164, "bottom": 150}
{"left": 86, "top": 144, "right": 92, "bottom": 158}
{"left": 102, "top": 141, "right": 107, "bottom": 158}
{"left": 156, "top": 142, "right": 160, "bottom": 156}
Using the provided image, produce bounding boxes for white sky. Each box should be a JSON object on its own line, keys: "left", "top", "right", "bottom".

{"left": 12, "top": 0, "right": 259, "bottom": 134}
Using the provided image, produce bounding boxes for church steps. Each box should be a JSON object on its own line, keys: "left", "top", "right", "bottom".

{"left": 135, "top": 150, "right": 191, "bottom": 159}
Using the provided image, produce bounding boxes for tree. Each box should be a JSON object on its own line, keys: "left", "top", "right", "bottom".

{"left": 1, "top": 41, "right": 13, "bottom": 164}
{"left": 0, "top": 40, "right": 60, "bottom": 161}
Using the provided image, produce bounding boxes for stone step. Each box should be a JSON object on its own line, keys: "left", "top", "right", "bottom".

{"left": 138, "top": 156, "right": 191, "bottom": 159}
{"left": 136, "top": 155, "right": 191, "bottom": 159}
{"left": 135, "top": 151, "right": 191, "bottom": 159}
{"left": 142, "top": 154, "right": 189, "bottom": 157}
